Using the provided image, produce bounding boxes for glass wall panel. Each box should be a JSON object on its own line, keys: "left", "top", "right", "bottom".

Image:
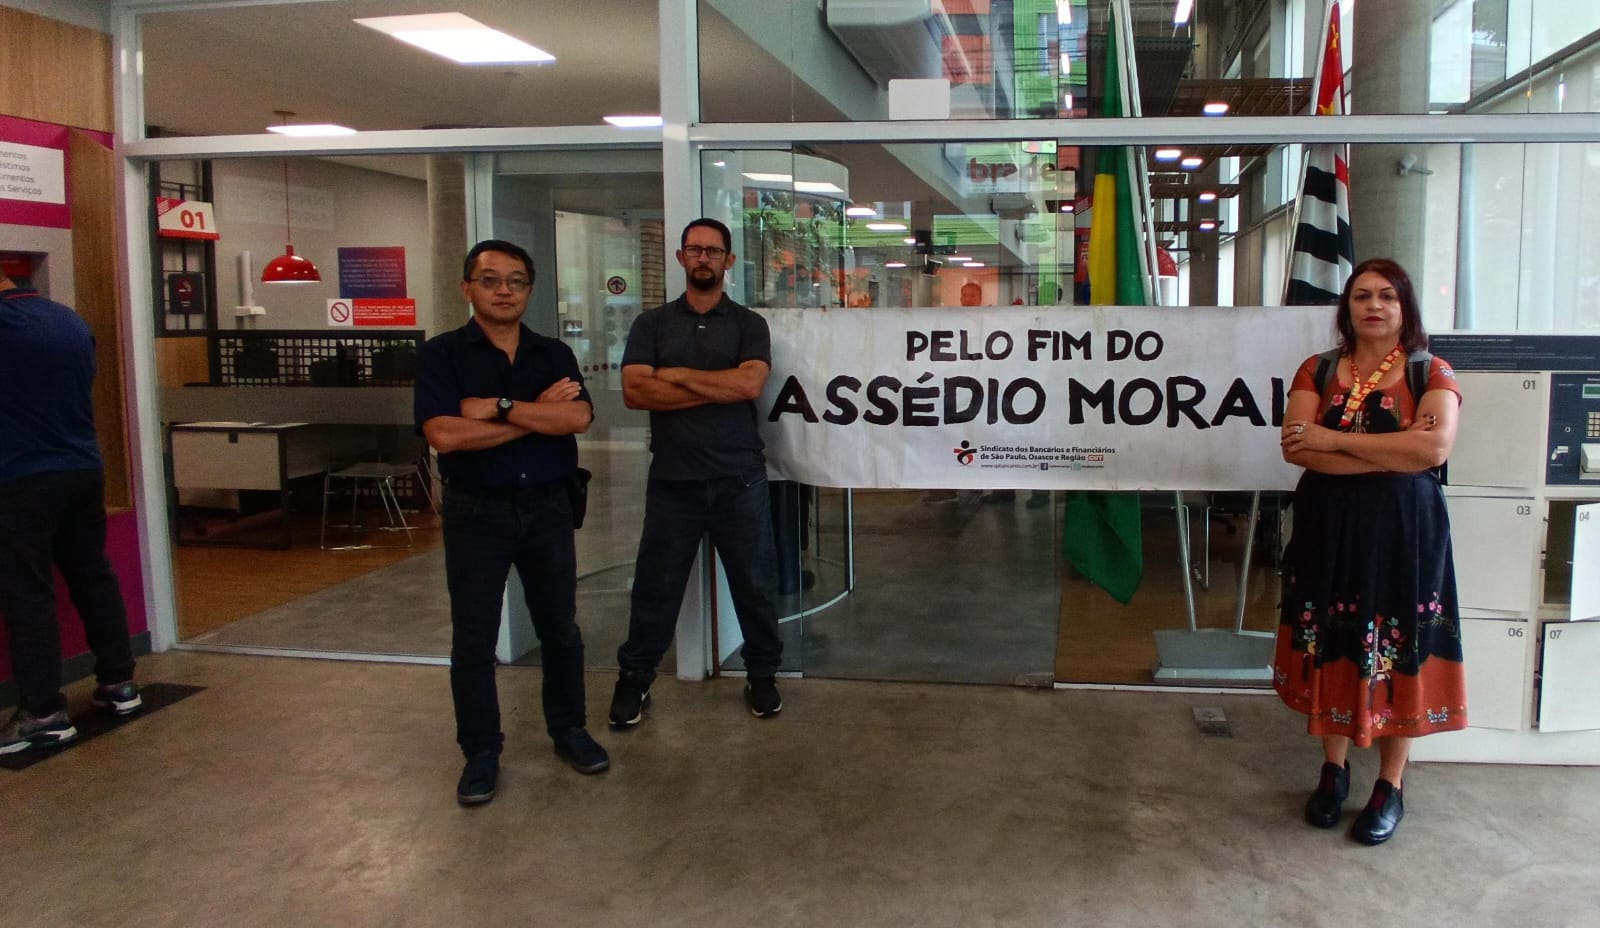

{"left": 491, "top": 153, "right": 668, "bottom": 672}
{"left": 140, "top": 1, "right": 659, "bottom": 136}
{"left": 698, "top": 0, "right": 1600, "bottom": 123}
{"left": 158, "top": 154, "right": 454, "bottom": 655}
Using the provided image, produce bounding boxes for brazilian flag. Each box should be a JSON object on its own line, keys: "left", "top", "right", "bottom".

{"left": 1066, "top": 3, "right": 1144, "bottom": 604}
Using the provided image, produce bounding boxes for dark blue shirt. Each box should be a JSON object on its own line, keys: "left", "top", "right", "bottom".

{"left": 0, "top": 287, "right": 103, "bottom": 483}
{"left": 622, "top": 294, "right": 771, "bottom": 479}
{"left": 414, "top": 317, "right": 591, "bottom": 489}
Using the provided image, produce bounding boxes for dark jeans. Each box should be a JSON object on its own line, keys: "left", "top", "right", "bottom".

{"left": 618, "top": 469, "right": 784, "bottom": 682}
{"left": 442, "top": 480, "right": 586, "bottom": 758}
{"left": 0, "top": 469, "right": 136, "bottom": 714}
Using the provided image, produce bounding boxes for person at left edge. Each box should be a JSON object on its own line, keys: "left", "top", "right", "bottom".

{"left": 415, "top": 239, "right": 609, "bottom": 805}
{"left": 0, "top": 272, "right": 142, "bottom": 755}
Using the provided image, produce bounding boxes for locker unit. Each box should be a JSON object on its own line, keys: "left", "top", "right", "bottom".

{"left": 1414, "top": 353, "right": 1600, "bottom": 764}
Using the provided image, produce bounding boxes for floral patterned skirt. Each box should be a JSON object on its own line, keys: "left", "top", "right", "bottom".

{"left": 1274, "top": 470, "right": 1468, "bottom": 747}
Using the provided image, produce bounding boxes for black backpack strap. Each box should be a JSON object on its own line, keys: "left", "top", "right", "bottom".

{"left": 1405, "top": 350, "right": 1446, "bottom": 484}
{"left": 1311, "top": 348, "right": 1342, "bottom": 395}
{"left": 1406, "top": 350, "right": 1433, "bottom": 403}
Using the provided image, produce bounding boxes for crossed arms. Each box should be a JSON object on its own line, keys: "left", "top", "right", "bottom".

{"left": 621, "top": 360, "right": 770, "bottom": 411}
{"left": 422, "top": 377, "right": 592, "bottom": 453}
{"left": 1280, "top": 387, "right": 1460, "bottom": 475}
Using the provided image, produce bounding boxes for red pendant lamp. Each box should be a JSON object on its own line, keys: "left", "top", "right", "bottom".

{"left": 261, "top": 114, "right": 321, "bottom": 284}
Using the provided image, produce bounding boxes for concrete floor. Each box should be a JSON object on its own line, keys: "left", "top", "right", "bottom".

{"left": 8, "top": 650, "right": 1599, "bottom": 928}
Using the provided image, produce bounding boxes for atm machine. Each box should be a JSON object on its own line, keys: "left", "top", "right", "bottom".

{"left": 1413, "top": 335, "right": 1600, "bottom": 764}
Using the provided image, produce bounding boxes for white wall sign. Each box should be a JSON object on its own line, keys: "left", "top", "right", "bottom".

{"left": 155, "top": 197, "right": 221, "bottom": 240}
{"left": 0, "top": 140, "right": 66, "bottom": 205}
{"left": 757, "top": 305, "right": 1332, "bottom": 491}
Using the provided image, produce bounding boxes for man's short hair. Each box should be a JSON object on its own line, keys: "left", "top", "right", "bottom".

{"left": 462, "top": 240, "right": 535, "bottom": 282}
{"left": 681, "top": 218, "right": 732, "bottom": 253}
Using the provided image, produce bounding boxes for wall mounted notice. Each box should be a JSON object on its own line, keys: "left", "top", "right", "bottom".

{"left": 337, "top": 246, "right": 408, "bottom": 299}
{"left": 0, "top": 114, "right": 70, "bottom": 229}
{"left": 327, "top": 298, "right": 416, "bottom": 327}
{"left": 155, "top": 197, "right": 220, "bottom": 240}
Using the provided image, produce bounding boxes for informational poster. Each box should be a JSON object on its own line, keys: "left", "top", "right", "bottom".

{"left": 327, "top": 298, "right": 416, "bottom": 327}
{"left": 757, "top": 305, "right": 1332, "bottom": 491}
{"left": 0, "top": 114, "right": 70, "bottom": 229}
{"left": 337, "top": 246, "right": 408, "bottom": 299}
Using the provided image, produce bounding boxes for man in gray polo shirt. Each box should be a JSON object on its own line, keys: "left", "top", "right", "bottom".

{"left": 609, "top": 218, "right": 784, "bottom": 725}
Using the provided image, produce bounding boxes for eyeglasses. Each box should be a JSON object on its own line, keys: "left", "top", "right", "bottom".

{"left": 469, "top": 275, "right": 532, "bottom": 293}
{"left": 682, "top": 246, "right": 727, "bottom": 260}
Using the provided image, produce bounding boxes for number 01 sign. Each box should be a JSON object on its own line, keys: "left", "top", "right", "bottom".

{"left": 155, "top": 197, "right": 221, "bottom": 241}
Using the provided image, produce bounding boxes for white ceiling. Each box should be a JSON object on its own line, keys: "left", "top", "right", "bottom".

{"left": 138, "top": 0, "right": 839, "bottom": 137}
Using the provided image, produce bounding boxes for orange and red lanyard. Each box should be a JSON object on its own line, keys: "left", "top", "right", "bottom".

{"left": 1338, "top": 346, "right": 1405, "bottom": 429}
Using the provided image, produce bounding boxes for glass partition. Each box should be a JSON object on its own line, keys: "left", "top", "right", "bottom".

{"left": 699, "top": 0, "right": 1600, "bottom": 123}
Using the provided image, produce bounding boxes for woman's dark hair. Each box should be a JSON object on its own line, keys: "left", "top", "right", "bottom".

{"left": 1335, "top": 257, "right": 1427, "bottom": 355}
{"left": 462, "top": 239, "right": 535, "bottom": 282}
{"left": 681, "top": 217, "right": 732, "bottom": 252}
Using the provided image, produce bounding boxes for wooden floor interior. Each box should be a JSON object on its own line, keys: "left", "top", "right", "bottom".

{"left": 173, "top": 509, "right": 442, "bottom": 639}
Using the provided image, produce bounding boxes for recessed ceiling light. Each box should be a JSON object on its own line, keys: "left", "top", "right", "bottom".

{"left": 963, "top": 262, "right": 986, "bottom": 268}
{"left": 1197, "top": 191, "right": 1218, "bottom": 203}
{"left": 866, "top": 222, "right": 908, "bottom": 232}
{"left": 354, "top": 13, "right": 556, "bottom": 65}
{"left": 794, "top": 181, "right": 845, "bottom": 195}
{"left": 1154, "top": 148, "right": 1183, "bottom": 161}
{"left": 603, "top": 115, "right": 663, "bottom": 128}
{"left": 1198, "top": 220, "right": 1218, "bottom": 231}
{"left": 1202, "top": 101, "right": 1230, "bottom": 116}
{"left": 846, "top": 206, "right": 878, "bottom": 218}
{"left": 884, "top": 261, "right": 907, "bottom": 268}
{"left": 266, "top": 123, "right": 356, "bottom": 137}
{"left": 1059, "top": 203, "right": 1075, "bottom": 212}
{"left": 1181, "top": 156, "right": 1204, "bottom": 169}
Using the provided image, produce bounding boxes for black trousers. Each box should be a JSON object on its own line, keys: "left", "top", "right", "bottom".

{"left": 617, "top": 470, "right": 784, "bottom": 683}
{"left": 0, "top": 469, "right": 136, "bottom": 714}
{"left": 441, "top": 481, "right": 586, "bottom": 758}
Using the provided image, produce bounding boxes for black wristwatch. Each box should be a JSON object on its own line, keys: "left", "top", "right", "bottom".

{"left": 495, "top": 397, "right": 514, "bottom": 420}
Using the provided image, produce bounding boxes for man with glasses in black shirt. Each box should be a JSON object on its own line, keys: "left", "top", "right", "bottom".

{"left": 416, "top": 240, "right": 608, "bottom": 805}
{"left": 609, "top": 218, "right": 785, "bottom": 727}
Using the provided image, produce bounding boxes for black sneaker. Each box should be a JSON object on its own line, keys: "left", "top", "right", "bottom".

{"left": 745, "top": 676, "right": 782, "bottom": 718}
{"left": 456, "top": 751, "right": 499, "bottom": 806}
{"left": 608, "top": 672, "right": 650, "bottom": 728}
{"left": 0, "top": 707, "right": 79, "bottom": 754}
{"left": 92, "top": 680, "right": 143, "bottom": 716}
{"left": 552, "top": 728, "right": 611, "bottom": 774}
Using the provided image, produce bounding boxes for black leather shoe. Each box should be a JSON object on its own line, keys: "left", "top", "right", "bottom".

{"left": 553, "top": 727, "right": 611, "bottom": 775}
{"left": 1304, "top": 761, "right": 1350, "bottom": 828}
{"left": 456, "top": 751, "right": 499, "bottom": 806}
{"left": 1350, "top": 779, "right": 1404, "bottom": 845}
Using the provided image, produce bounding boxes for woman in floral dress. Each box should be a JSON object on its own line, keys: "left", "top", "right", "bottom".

{"left": 1276, "top": 258, "right": 1466, "bottom": 846}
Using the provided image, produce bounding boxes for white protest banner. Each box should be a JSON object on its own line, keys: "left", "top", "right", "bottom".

{"left": 757, "top": 305, "right": 1332, "bottom": 491}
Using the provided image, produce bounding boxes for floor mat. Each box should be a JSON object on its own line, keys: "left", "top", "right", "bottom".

{"left": 1, "top": 683, "right": 206, "bottom": 771}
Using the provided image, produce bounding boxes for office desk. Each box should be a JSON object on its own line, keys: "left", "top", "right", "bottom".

{"left": 169, "top": 421, "right": 359, "bottom": 548}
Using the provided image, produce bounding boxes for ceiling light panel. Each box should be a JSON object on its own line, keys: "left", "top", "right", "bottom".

{"left": 354, "top": 13, "right": 556, "bottom": 65}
